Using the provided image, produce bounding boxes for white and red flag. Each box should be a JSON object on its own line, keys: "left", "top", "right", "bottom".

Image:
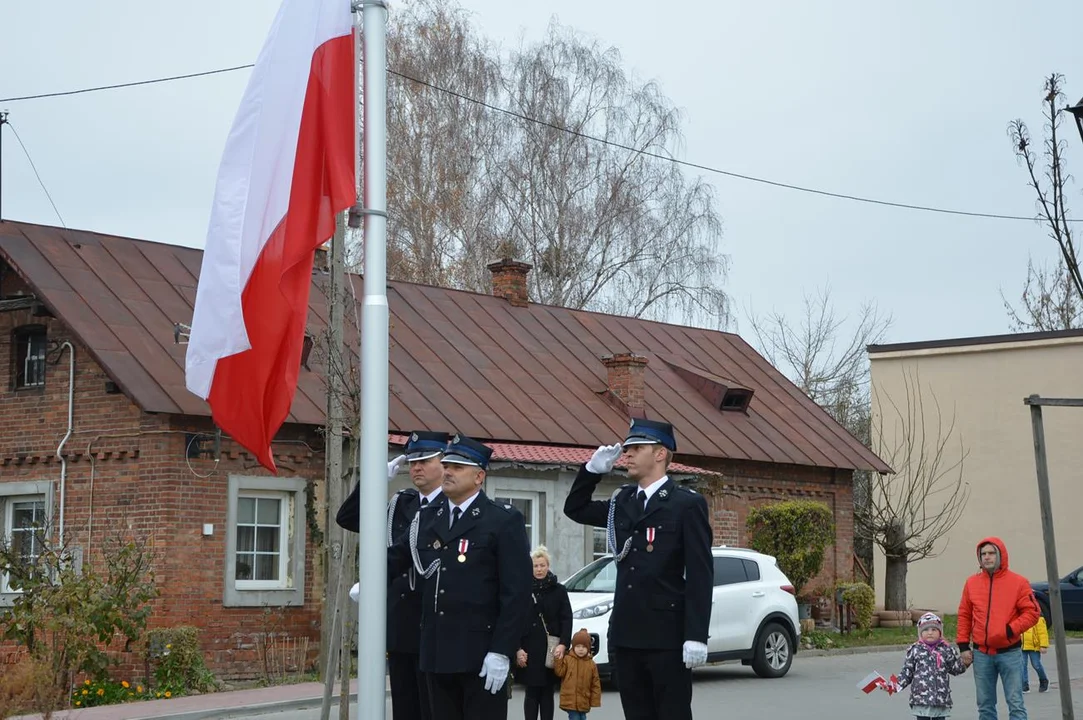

{"left": 185, "top": 0, "right": 356, "bottom": 471}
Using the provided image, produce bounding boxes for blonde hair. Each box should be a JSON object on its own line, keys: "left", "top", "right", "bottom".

{"left": 530, "top": 545, "right": 551, "bottom": 564}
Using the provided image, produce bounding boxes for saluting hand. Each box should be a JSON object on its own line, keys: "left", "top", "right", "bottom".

{"left": 586, "top": 443, "right": 623, "bottom": 474}
{"left": 387, "top": 454, "right": 407, "bottom": 479}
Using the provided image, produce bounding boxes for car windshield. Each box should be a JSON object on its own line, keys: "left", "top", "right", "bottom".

{"left": 565, "top": 556, "right": 617, "bottom": 593}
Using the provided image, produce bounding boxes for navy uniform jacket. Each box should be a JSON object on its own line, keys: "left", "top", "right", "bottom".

{"left": 388, "top": 490, "right": 533, "bottom": 674}
{"left": 563, "top": 467, "right": 713, "bottom": 650}
{"left": 337, "top": 484, "right": 427, "bottom": 654}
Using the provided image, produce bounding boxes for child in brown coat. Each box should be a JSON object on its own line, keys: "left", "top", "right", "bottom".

{"left": 553, "top": 628, "right": 602, "bottom": 720}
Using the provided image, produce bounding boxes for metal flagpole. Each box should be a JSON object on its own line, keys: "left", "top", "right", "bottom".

{"left": 358, "top": 1, "right": 389, "bottom": 719}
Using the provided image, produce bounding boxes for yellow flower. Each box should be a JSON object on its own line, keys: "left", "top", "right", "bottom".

{"left": 122, "top": 681, "right": 130, "bottom": 688}
{"left": 137, "top": 686, "right": 143, "bottom": 693}
{"left": 156, "top": 693, "right": 161, "bottom": 698}
{"left": 166, "top": 644, "right": 172, "bottom": 649}
{"left": 97, "top": 688, "right": 105, "bottom": 696}
{"left": 75, "top": 701, "right": 81, "bottom": 707}
{"left": 129, "top": 693, "right": 134, "bottom": 697}
{"left": 82, "top": 690, "right": 88, "bottom": 695}
{"left": 85, "top": 679, "right": 91, "bottom": 686}
{"left": 165, "top": 691, "right": 172, "bottom": 698}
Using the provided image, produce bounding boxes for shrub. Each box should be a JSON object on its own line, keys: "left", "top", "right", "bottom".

{"left": 746, "top": 500, "right": 835, "bottom": 596}
{"left": 145, "top": 627, "right": 217, "bottom": 696}
{"left": 835, "top": 581, "right": 875, "bottom": 630}
{"left": 0, "top": 527, "right": 159, "bottom": 692}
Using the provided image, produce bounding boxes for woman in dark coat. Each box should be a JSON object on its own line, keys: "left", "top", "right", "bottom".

{"left": 515, "top": 546, "right": 573, "bottom": 720}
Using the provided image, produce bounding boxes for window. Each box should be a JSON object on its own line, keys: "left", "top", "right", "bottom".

{"left": 565, "top": 556, "right": 617, "bottom": 593}
{"left": 0, "top": 482, "right": 52, "bottom": 600}
{"left": 224, "top": 475, "right": 306, "bottom": 607}
{"left": 742, "top": 558, "right": 761, "bottom": 582}
{"left": 12, "top": 326, "right": 46, "bottom": 389}
{"left": 713, "top": 556, "right": 750, "bottom": 586}
{"left": 492, "top": 491, "right": 541, "bottom": 548}
{"left": 234, "top": 493, "right": 288, "bottom": 588}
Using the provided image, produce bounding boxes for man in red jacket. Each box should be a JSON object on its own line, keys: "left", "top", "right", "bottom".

{"left": 957, "top": 536, "right": 1040, "bottom": 720}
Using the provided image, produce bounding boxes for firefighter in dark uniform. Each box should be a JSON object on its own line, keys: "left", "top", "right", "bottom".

{"left": 563, "top": 418, "right": 713, "bottom": 720}
{"left": 388, "top": 434, "right": 533, "bottom": 720}
{"left": 337, "top": 430, "right": 449, "bottom": 720}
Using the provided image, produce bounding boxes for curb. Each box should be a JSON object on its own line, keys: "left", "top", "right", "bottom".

{"left": 798, "top": 636, "right": 1083, "bottom": 658}
{"left": 164, "top": 694, "right": 359, "bottom": 720}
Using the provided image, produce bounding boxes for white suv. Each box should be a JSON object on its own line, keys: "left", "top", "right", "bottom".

{"left": 564, "top": 546, "right": 800, "bottom": 680}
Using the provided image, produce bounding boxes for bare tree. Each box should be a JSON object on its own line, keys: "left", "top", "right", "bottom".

{"left": 1001, "top": 256, "right": 1083, "bottom": 331}
{"left": 747, "top": 287, "right": 891, "bottom": 586}
{"left": 377, "top": 4, "right": 729, "bottom": 327}
{"left": 861, "top": 369, "right": 970, "bottom": 611}
{"left": 748, "top": 287, "right": 891, "bottom": 442}
{"left": 382, "top": 0, "right": 503, "bottom": 286}
{"left": 482, "top": 21, "right": 728, "bottom": 326}
{"left": 1007, "top": 73, "right": 1083, "bottom": 325}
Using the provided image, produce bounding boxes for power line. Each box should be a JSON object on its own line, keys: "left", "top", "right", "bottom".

{"left": 5, "top": 120, "right": 66, "bottom": 227}
{"left": 389, "top": 69, "right": 1076, "bottom": 224}
{"left": 0, "top": 64, "right": 255, "bottom": 102}
{"left": 1, "top": 62, "right": 1076, "bottom": 224}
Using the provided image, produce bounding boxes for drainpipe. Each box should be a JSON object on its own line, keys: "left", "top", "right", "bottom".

{"left": 55, "top": 341, "right": 74, "bottom": 547}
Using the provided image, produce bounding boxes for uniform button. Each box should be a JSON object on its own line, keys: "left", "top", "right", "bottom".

{"left": 439, "top": 611, "right": 445, "bottom": 616}
{"left": 634, "top": 530, "right": 640, "bottom": 535}
{"left": 633, "top": 548, "right": 638, "bottom": 552}
{"left": 627, "top": 584, "right": 632, "bottom": 589}
{"left": 439, "top": 589, "right": 445, "bottom": 594}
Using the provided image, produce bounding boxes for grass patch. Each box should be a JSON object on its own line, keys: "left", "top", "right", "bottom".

{"left": 801, "top": 615, "right": 1083, "bottom": 650}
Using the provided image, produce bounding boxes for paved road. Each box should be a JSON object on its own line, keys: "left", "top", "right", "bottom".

{"left": 240, "top": 644, "right": 1083, "bottom": 720}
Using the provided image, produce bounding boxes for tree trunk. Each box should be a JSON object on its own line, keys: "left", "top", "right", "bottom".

{"left": 884, "top": 555, "right": 908, "bottom": 611}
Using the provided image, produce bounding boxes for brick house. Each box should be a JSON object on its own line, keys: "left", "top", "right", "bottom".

{"left": 0, "top": 220, "right": 887, "bottom": 678}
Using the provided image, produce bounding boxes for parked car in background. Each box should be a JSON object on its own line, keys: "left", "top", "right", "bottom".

{"left": 1031, "top": 565, "right": 1083, "bottom": 628}
{"left": 564, "top": 545, "right": 801, "bottom": 683}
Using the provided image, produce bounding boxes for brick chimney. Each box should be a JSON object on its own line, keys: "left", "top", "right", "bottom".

{"left": 602, "top": 353, "right": 648, "bottom": 415}
{"left": 487, "top": 259, "right": 532, "bottom": 307}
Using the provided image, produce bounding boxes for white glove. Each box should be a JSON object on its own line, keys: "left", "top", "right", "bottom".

{"left": 478, "top": 652, "right": 510, "bottom": 694}
{"left": 682, "top": 640, "right": 708, "bottom": 669}
{"left": 349, "top": 582, "right": 360, "bottom": 603}
{"left": 586, "top": 443, "right": 623, "bottom": 474}
{"left": 387, "top": 454, "right": 407, "bottom": 480}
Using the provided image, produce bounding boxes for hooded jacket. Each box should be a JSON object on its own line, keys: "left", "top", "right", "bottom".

{"left": 956, "top": 537, "right": 1040, "bottom": 655}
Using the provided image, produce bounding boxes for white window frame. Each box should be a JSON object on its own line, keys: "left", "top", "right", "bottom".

{"left": 591, "top": 526, "right": 609, "bottom": 561}
{"left": 233, "top": 491, "right": 290, "bottom": 591}
{"left": 224, "top": 475, "right": 306, "bottom": 607}
{"left": 0, "top": 481, "right": 53, "bottom": 604}
{"left": 492, "top": 490, "right": 542, "bottom": 548}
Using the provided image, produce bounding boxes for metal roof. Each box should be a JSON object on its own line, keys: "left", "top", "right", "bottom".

{"left": 0, "top": 221, "right": 889, "bottom": 472}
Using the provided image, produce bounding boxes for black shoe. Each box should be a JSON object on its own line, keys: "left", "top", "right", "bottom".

{"left": 1039, "top": 681, "right": 1049, "bottom": 693}
{"left": 1023, "top": 686, "right": 1030, "bottom": 693}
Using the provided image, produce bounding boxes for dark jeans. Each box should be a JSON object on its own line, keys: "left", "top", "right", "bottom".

{"left": 523, "top": 682, "right": 556, "bottom": 720}
{"left": 566, "top": 712, "right": 587, "bottom": 720}
{"left": 1021, "top": 650, "right": 1048, "bottom": 687}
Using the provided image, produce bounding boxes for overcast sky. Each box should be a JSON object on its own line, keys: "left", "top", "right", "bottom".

{"left": 2, "top": 0, "right": 1082, "bottom": 348}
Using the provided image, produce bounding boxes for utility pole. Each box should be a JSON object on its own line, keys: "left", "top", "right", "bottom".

{"left": 0, "top": 110, "right": 8, "bottom": 220}
{"left": 1024, "top": 394, "right": 1081, "bottom": 720}
{"left": 320, "top": 210, "right": 348, "bottom": 720}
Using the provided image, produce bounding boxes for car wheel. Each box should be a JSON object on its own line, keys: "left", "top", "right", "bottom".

{"left": 751, "top": 622, "right": 793, "bottom": 678}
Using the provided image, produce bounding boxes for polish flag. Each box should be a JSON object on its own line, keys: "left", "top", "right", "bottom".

{"left": 185, "top": 0, "right": 356, "bottom": 471}
{"left": 857, "top": 671, "right": 885, "bottom": 694}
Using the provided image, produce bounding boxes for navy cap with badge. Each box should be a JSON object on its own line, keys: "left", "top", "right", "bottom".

{"left": 403, "top": 431, "right": 450, "bottom": 462}
{"left": 441, "top": 434, "right": 493, "bottom": 470}
{"left": 622, "top": 417, "right": 677, "bottom": 452}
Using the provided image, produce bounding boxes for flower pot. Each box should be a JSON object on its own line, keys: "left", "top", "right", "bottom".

{"left": 798, "top": 603, "right": 812, "bottom": 620}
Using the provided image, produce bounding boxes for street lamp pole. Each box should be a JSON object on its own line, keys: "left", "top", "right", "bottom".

{"left": 1066, "top": 96, "right": 1083, "bottom": 147}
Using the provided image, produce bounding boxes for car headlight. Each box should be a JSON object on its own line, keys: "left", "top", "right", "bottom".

{"left": 573, "top": 601, "right": 613, "bottom": 619}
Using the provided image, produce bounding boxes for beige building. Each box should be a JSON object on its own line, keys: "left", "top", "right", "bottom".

{"left": 868, "top": 329, "right": 1083, "bottom": 613}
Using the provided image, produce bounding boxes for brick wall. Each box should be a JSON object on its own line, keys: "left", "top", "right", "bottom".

{"left": 0, "top": 309, "right": 328, "bottom": 680}
{"left": 691, "top": 457, "right": 856, "bottom": 594}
